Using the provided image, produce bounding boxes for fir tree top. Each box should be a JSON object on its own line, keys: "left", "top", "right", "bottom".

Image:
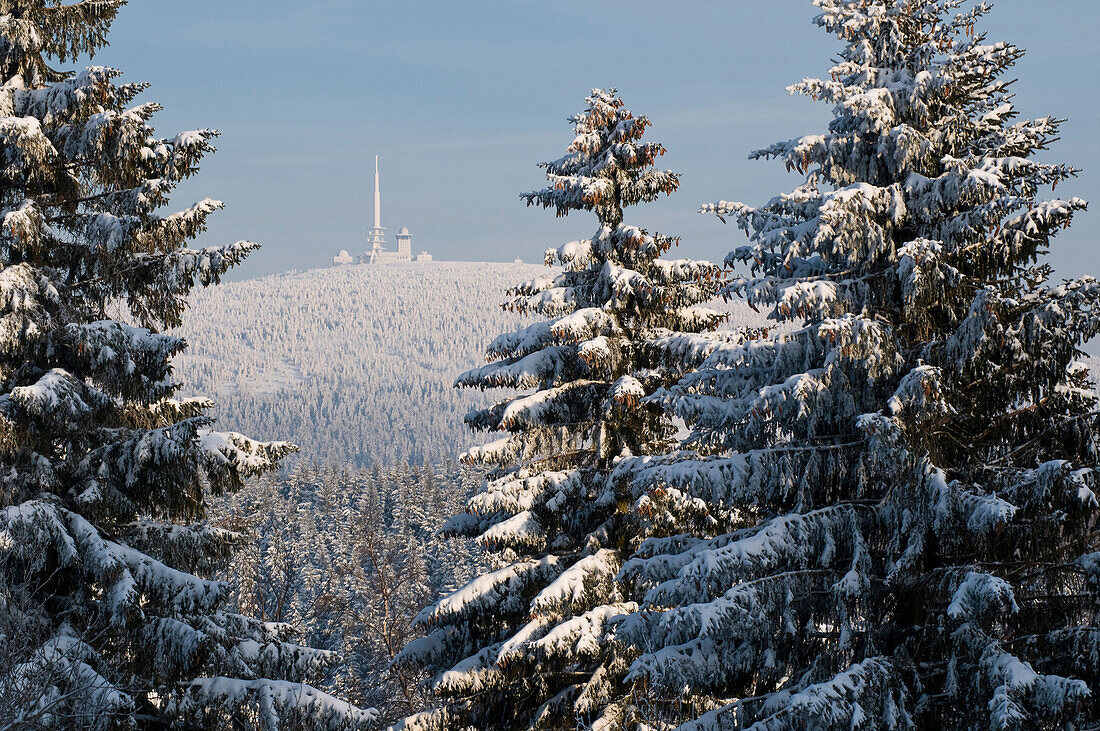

{"left": 0, "top": 0, "right": 123, "bottom": 83}
{"left": 523, "top": 88, "right": 678, "bottom": 228}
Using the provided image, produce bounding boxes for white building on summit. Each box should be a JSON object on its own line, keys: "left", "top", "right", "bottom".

{"left": 334, "top": 157, "right": 429, "bottom": 265}
{"left": 361, "top": 156, "right": 429, "bottom": 264}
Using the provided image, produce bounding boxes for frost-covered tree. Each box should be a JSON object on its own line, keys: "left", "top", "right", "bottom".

{"left": 0, "top": 2, "right": 372, "bottom": 728}
{"left": 615, "top": 1, "right": 1100, "bottom": 728}
{"left": 395, "top": 89, "right": 724, "bottom": 730}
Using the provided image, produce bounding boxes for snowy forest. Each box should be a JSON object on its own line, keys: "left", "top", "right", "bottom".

{"left": 171, "top": 262, "right": 765, "bottom": 467}
{"left": 173, "top": 262, "right": 555, "bottom": 466}
{"left": 3, "top": 0, "right": 1100, "bottom": 730}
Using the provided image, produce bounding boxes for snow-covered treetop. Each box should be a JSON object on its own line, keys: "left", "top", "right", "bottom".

{"left": 709, "top": 0, "right": 1084, "bottom": 312}
{"left": 522, "top": 88, "right": 679, "bottom": 228}
{"left": 686, "top": 0, "right": 1095, "bottom": 465}
{"left": 0, "top": 0, "right": 124, "bottom": 84}
{"left": 1, "top": 6, "right": 252, "bottom": 335}
{"left": 461, "top": 89, "right": 723, "bottom": 471}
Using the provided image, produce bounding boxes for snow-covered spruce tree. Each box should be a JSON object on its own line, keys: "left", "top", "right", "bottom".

{"left": 0, "top": 3, "right": 374, "bottom": 728}
{"left": 613, "top": 1, "right": 1100, "bottom": 728}
{"left": 395, "top": 89, "right": 723, "bottom": 729}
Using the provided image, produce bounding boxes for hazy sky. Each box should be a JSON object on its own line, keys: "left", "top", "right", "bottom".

{"left": 92, "top": 1, "right": 1100, "bottom": 281}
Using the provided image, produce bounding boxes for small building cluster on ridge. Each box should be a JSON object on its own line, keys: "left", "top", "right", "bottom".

{"left": 335, "top": 156, "right": 432, "bottom": 265}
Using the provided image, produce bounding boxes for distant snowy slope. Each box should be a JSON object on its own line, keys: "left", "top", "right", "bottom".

{"left": 174, "top": 261, "right": 537, "bottom": 465}
{"left": 174, "top": 261, "right": 766, "bottom": 466}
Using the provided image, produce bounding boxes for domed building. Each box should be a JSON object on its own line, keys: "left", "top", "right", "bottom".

{"left": 361, "top": 157, "right": 429, "bottom": 264}
{"left": 332, "top": 157, "right": 431, "bottom": 266}
{"left": 393, "top": 226, "right": 413, "bottom": 261}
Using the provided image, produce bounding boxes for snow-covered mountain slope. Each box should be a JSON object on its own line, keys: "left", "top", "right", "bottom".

{"left": 173, "top": 261, "right": 538, "bottom": 465}
{"left": 177, "top": 261, "right": 1100, "bottom": 468}
{"left": 174, "top": 260, "right": 767, "bottom": 466}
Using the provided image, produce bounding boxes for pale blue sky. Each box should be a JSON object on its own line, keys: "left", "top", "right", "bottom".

{"left": 93, "top": 1, "right": 1099, "bottom": 281}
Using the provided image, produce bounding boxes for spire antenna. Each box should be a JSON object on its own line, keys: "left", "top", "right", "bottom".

{"left": 365, "top": 154, "right": 387, "bottom": 262}
{"left": 373, "top": 155, "right": 381, "bottom": 230}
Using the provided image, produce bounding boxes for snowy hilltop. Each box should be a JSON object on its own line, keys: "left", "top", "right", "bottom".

{"left": 173, "top": 261, "right": 543, "bottom": 465}
{"left": 164, "top": 263, "right": 459, "bottom": 463}
{"left": 173, "top": 260, "right": 770, "bottom": 467}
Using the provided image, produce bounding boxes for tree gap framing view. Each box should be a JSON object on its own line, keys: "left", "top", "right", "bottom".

{"left": 2, "top": 1, "right": 1099, "bottom": 730}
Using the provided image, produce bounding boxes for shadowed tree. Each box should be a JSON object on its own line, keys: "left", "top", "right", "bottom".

{"left": 614, "top": 1, "right": 1100, "bottom": 728}
{"left": 0, "top": 2, "right": 373, "bottom": 728}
